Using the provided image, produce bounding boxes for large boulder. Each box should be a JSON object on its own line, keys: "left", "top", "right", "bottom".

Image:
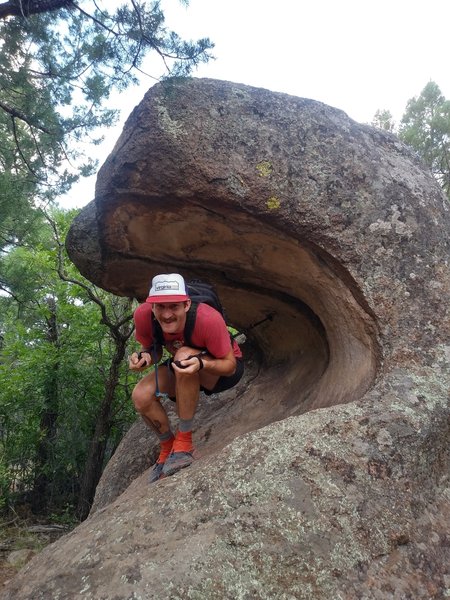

{"left": 4, "top": 78, "right": 449, "bottom": 599}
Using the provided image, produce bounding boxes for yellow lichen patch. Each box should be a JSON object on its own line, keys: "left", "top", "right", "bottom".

{"left": 266, "top": 196, "right": 281, "bottom": 210}
{"left": 256, "top": 161, "right": 273, "bottom": 177}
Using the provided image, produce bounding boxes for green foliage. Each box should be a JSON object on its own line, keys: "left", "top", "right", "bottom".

{"left": 0, "top": 15, "right": 73, "bottom": 192}
{"left": 0, "top": 1, "right": 213, "bottom": 261}
{"left": 0, "top": 1, "right": 213, "bottom": 190}
{"left": 371, "top": 109, "right": 395, "bottom": 133}
{"left": 0, "top": 210, "right": 139, "bottom": 513}
{"left": 373, "top": 81, "right": 450, "bottom": 201}
{"left": 398, "top": 81, "right": 450, "bottom": 199}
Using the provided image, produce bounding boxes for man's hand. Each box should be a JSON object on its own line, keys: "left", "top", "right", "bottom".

{"left": 128, "top": 351, "right": 151, "bottom": 371}
{"left": 172, "top": 354, "right": 203, "bottom": 374}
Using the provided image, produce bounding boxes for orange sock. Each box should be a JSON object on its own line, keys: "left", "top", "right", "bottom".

{"left": 172, "top": 430, "right": 193, "bottom": 454}
{"left": 157, "top": 436, "right": 174, "bottom": 463}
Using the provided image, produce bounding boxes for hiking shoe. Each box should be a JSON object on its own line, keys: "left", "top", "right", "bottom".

{"left": 162, "top": 452, "right": 194, "bottom": 477}
{"left": 148, "top": 462, "right": 165, "bottom": 484}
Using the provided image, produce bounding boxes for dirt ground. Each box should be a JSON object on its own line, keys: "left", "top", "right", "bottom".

{"left": 0, "top": 515, "right": 72, "bottom": 588}
{"left": 0, "top": 561, "right": 18, "bottom": 587}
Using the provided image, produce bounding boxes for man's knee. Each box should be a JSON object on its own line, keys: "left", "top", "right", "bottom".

{"left": 132, "top": 385, "right": 155, "bottom": 413}
{"left": 173, "top": 346, "right": 196, "bottom": 362}
{"left": 172, "top": 347, "right": 202, "bottom": 379}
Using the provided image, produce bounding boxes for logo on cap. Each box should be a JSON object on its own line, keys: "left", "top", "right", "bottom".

{"left": 155, "top": 281, "right": 180, "bottom": 292}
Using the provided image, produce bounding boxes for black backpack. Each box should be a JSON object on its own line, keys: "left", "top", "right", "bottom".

{"left": 152, "top": 279, "right": 229, "bottom": 350}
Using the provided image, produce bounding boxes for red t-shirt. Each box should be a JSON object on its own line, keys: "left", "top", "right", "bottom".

{"left": 134, "top": 302, "right": 242, "bottom": 359}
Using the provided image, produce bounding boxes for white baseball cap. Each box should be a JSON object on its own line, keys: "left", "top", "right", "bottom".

{"left": 147, "top": 273, "right": 189, "bottom": 303}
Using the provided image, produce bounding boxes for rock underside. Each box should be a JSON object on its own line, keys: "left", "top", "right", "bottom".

{"left": 3, "top": 78, "right": 449, "bottom": 599}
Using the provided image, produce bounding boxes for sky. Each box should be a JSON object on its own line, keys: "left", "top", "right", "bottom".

{"left": 60, "top": 0, "right": 450, "bottom": 208}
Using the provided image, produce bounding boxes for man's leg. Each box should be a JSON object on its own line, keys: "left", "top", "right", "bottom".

{"left": 163, "top": 349, "right": 219, "bottom": 476}
{"left": 173, "top": 365, "right": 200, "bottom": 449}
{"left": 132, "top": 366, "right": 175, "bottom": 433}
{"left": 162, "top": 366, "right": 198, "bottom": 476}
{"left": 132, "top": 366, "right": 176, "bottom": 481}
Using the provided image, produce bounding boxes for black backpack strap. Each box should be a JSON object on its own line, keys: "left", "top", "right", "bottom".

{"left": 151, "top": 313, "right": 165, "bottom": 350}
{"left": 185, "top": 300, "right": 235, "bottom": 350}
{"left": 152, "top": 302, "right": 205, "bottom": 350}
{"left": 184, "top": 301, "right": 200, "bottom": 348}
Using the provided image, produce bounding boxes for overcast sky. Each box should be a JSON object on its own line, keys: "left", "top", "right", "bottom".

{"left": 61, "top": 0, "right": 450, "bottom": 208}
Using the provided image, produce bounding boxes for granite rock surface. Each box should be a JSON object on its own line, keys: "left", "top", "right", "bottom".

{"left": 4, "top": 78, "right": 449, "bottom": 599}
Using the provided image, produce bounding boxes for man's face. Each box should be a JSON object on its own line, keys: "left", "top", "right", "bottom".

{"left": 152, "top": 300, "right": 191, "bottom": 334}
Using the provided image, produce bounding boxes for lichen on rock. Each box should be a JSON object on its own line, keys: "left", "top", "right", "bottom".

{"left": 4, "top": 77, "right": 449, "bottom": 600}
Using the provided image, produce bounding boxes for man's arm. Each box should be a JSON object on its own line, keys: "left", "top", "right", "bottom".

{"left": 201, "top": 347, "right": 236, "bottom": 376}
{"left": 130, "top": 302, "right": 161, "bottom": 371}
{"left": 173, "top": 346, "right": 236, "bottom": 376}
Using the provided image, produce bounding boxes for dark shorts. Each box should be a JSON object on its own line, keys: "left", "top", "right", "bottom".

{"left": 167, "top": 357, "right": 244, "bottom": 399}
{"left": 201, "top": 357, "right": 244, "bottom": 396}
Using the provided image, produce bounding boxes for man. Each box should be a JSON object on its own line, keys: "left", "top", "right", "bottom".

{"left": 129, "top": 273, "right": 244, "bottom": 482}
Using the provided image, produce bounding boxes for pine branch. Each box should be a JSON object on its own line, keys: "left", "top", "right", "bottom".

{"left": 0, "top": 100, "right": 53, "bottom": 135}
{"left": 0, "top": 0, "right": 75, "bottom": 19}
{"left": 43, "top": 211, "right": 134, "bottom": 339}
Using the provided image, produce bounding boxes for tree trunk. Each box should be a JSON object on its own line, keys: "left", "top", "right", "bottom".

{"left": 30, "top": 296, "right": 59, "bottom": 514}
{"left": 75, "top": 338, "right": 127, "bottom": 521}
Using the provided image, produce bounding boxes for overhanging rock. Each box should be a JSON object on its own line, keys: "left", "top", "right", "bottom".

{"left": 66, "top": 78, "right": 448, "bottom": 413}
{"left": 5, "top": 78, "right": 448, "bottom": 599}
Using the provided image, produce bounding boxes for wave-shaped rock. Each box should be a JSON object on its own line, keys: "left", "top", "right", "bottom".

{"left": 4, "top": 78, "right": 449, "bottom": 599}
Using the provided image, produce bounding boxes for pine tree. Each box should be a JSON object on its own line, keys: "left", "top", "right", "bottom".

{"left": 399, "top": 81, "right": 450, "bottom": 199}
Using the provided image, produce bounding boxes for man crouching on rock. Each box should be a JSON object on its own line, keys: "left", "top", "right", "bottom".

{"left": 129, "top": 273, "right": 244, "bottom": 483}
